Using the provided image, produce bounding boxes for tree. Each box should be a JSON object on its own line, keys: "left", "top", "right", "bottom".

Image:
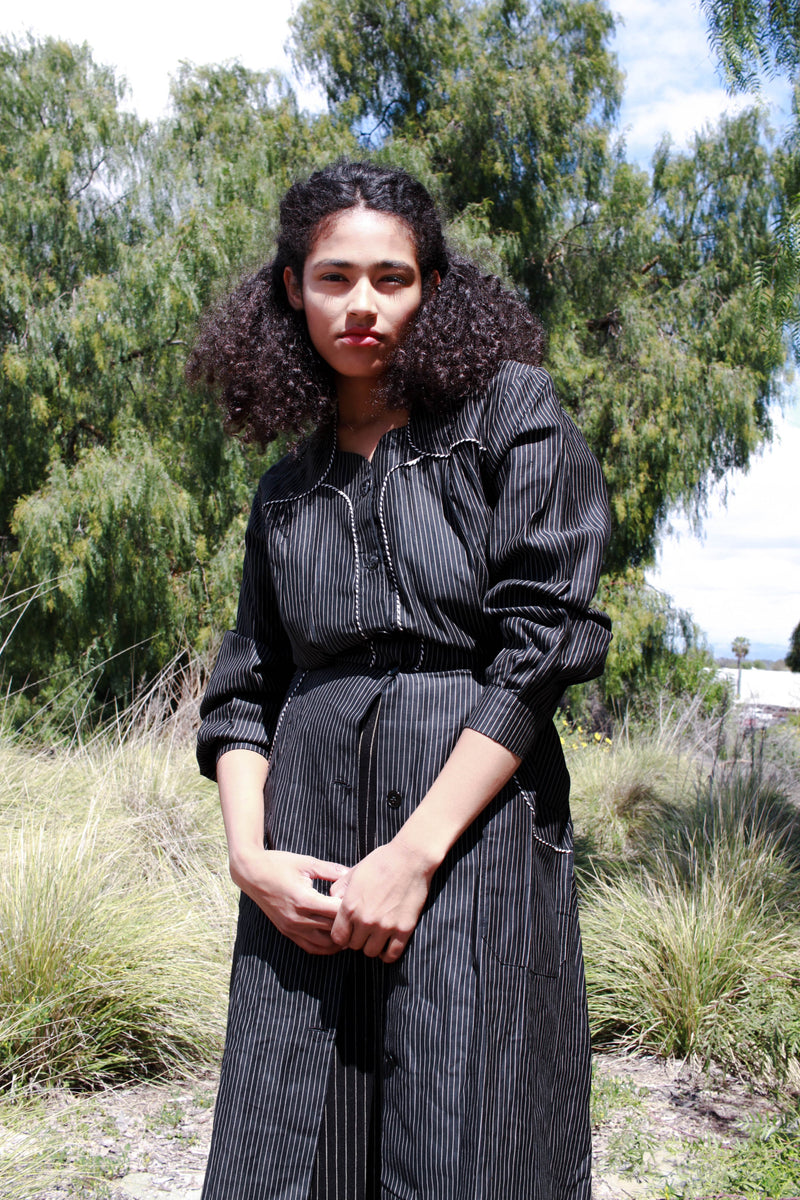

{"left": 731, "top": 635, "right": 750, "bottom": 696}
{"left": 786, "top": 621, "right": 800, "bottom": 672}
{"left": 0, "top": 18, "right": 792, "bottom": 720}
{"left": 699, "top": 0, "right": 800, "bottom": 355}
{"left": 0, "top": 39, "right": 356, "bottom": 714}
{"left": 290, "top": 0, "right": 786, "bottom": 568}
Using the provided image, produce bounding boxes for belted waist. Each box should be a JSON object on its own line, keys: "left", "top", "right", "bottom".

{"left": 295, "top": 638, "right": 484, "bottom": 676}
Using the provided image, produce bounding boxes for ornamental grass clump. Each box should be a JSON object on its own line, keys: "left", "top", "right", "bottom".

{"left": 567, "top": 731, "right": 696, "bottom": 865}
{"left": 0, "top": 688, "right": 233, "bottom": 1091}
{"left": 0, "top": 813, "right": 229, "bottom": 1088}
{"left": 0, "top": 1101, "right": 65, "bottom": 1200}
{"left": 582, "top": 763, "right": 800, "bottom": 1083}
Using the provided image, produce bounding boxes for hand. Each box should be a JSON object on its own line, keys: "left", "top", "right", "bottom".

{"left": 329, "top": 838, "right": 435, "bottom": 963}
{"left": 231, "top": 848, "right": 349, "bottom": 956}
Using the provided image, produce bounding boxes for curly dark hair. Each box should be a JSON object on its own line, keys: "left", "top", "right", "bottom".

{"left": 186, "top": 160, "right": 546, "bottom": 443}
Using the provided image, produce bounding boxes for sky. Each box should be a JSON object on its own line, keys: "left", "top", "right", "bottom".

{"left": 5, "top": 0, "right": 799, "bottom": 658}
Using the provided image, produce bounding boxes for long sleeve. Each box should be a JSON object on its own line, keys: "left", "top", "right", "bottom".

{"left": 464, "top": 364, "right": 612, "bottom": 759}
{"left": 196, "top": 487, "right": 296, "bottom": 781}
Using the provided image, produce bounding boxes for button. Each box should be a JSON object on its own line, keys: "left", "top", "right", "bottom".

{"left": 366, "top": 552, "right": 381, "bottom": 571}
{"left": 386, "top": 666, "right": 399, "bottom": 678}
{"left": 360, "top": 477, "right": 372, "bottom": 496}
{"left": 386, "top": 790, "right": 402, "bottom": 809}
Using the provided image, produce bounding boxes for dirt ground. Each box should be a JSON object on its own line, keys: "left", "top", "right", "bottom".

{"left": 22, "top": 1049, "right": 795, "bottom": 1200}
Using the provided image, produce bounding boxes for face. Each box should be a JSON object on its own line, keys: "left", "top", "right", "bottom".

{"left": 284, "top": 207, "right": 425, "bottom": 391}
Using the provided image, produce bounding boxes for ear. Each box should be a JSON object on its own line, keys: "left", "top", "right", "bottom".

{"left": 283, "top": 266, "right": 304, "bottom": 311}
{"left": 431, "top": 270, "right": 441, "bottom": 289}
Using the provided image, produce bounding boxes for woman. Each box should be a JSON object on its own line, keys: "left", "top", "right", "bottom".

{"left": 190, "top": 160, "right": 611, "bottom": 1200}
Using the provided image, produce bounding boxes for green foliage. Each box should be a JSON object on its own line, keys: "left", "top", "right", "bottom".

{"left": 5, "top": 440, "right": 195, "bottom": 710}
{"left": 571, "top": 568, "right": 727, "bottom": 720}
{"left": 732, "top": 635, "right": 750, "bottom": 662}
{"left": 549, "top": 112, "right": 782, "bottom": 565}
{"left": 787, "top": 619, "right": 800, "bottom": 671}
{"left": 0, "top": 1099, "right": 66, "bottom": 1200}
{"left": 699, "top": 0, "right": 800, "bottom": 356}
{"left": 0, "top": 36, "right": 141, "bottom": 530}
{"left": 0, "top": 16, "right": 793, "bottom": 719}
{"left": 700, "top": 0, "right": 800, "bottom": 93}
{"left": 685, "top": 1107, "right": 800, "bottom": 1198}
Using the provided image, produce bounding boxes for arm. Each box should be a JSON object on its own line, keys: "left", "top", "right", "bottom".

{"left": 197, "top": 488, "right": 295, "bottom": 780}
{"left": 217, "top": 748, "right": 348, "bottom": 956}
{"left": 331, "top": 366, "right": 611, "bottom": 962}
{"left": 199, "top": 490, "right": 348, "bottom": 953}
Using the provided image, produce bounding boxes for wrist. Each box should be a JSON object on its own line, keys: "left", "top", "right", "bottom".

{"left": 392, "top": 814, "right": 451, "bottom": 879}
{"left": 228, "top": 840, "right": 267, "bottom": 884}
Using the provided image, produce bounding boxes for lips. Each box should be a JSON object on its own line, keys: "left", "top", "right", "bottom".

{"left": 338, "top": 328, "right": 383, "bottom": 346}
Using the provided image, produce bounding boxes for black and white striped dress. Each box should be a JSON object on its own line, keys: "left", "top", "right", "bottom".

{"left": 197, "top": 362, "right": 612, "bottom": 1200}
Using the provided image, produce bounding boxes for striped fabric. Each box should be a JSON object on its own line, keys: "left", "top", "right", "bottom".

{"left": 197, "top": 362, "right": 612, "bottom": 1200}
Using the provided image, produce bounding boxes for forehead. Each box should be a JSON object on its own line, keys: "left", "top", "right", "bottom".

{"left": 307, "top": 207, "right": 418, "bottom": 265}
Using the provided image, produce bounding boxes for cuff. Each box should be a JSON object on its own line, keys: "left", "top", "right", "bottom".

{"left": 464, "top": 685, "right": 538, "bottom": 759}
{"left": 197, "top": 740, "right": 269, "bottom": 782}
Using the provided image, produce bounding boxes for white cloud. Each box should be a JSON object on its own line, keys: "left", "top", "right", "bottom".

{"left": 647, "top": 413, "right": 800, "bottom": 651}
{"left": 5, "top": 0, "right": 325, "bottom": 121}
{"left": 612, "top": 0, "right": 792, "bottom": 164}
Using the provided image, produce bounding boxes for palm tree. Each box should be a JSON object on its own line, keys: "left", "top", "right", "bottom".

{"left": 731, "top": 636, "right": 750, "bottom": 698}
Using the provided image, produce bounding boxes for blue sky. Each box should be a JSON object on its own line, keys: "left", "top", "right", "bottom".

{"left": 7, "top": 0, "right": 799, "bottom": 657}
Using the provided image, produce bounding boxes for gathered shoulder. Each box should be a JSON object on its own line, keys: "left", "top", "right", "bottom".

{"left": 455, "top": 361, "right": 564, "bottom": 467}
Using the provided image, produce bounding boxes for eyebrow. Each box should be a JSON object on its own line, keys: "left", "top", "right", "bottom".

{"left": 312, "top": 258, "right": 415, "bottom": 271}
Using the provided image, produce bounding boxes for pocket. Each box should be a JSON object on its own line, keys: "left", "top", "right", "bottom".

{"left": 479, "top": 784, "right": 573, "bottom": 977}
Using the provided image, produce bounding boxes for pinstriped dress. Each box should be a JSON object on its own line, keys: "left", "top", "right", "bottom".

{"left": 197, "top": 362, "right": 612, "bottom": 1200}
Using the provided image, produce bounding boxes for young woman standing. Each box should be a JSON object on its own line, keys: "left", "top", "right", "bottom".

{"left": 190, "top": 160, "right": 611, "bottom": 1200}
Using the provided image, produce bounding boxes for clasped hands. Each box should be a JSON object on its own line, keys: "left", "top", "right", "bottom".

{"left": 233, "top": 836, "right": 436, "bottom": 964}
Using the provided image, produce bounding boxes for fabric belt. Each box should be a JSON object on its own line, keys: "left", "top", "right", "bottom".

{"left": 297, "top": 638, "right": 483, "bottom": 675}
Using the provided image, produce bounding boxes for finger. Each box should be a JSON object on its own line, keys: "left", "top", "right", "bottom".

{"left": 362, "top": 930, "right": 391, "bottom": 958}
{"left": 309, "top": 858, "right": 350, "bottom": 882}
{"left": 288, "top": 926, "right": 340, "bottom": 954}
{"left": 291, "top": 909, "right": 337, "bottom": 929}
{"left": 295, "top": 893, "right": 342, "bottom": 920}
{"left": 380, "top": 935, "right": 408, "bottom": 964}
{"left": 329, "top": 874, "right": 351, "bottom": 900}
{"left": 296, "top": 897, "right": 343, "bottom": 921}
{"left": 330, "top": 913, "right": 354, "bottom": 948}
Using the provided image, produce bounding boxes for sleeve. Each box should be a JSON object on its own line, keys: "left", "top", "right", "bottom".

{"left": 464, "top": 365, "right": 612, "bottom": 759}
{"left": 196, "top": 486, "right": 296, "bottom": 781}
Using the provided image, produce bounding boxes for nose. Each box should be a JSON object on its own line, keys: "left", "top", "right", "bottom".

{"left": 348, "top": 276, "right": 377, "bottom": 320}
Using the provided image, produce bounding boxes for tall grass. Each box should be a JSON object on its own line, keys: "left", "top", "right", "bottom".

{"left": 0, "top": 669, "right": 234, "bottom": 1091}
{"left": 575, "top": 715, "right": 800, "bottom": 1084}
{"left": 0, "top": 1100, "right": 66, "bottom": 1200}
{"left": 2, "top": 668, "right": 799, "bottom": 1099}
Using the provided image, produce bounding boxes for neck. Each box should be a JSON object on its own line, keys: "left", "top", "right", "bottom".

{"left": 335, "top": 377, "right": 384, "bottom": 427}
{"left": 335, "top": 381, "right": 408, "bottom": 460}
